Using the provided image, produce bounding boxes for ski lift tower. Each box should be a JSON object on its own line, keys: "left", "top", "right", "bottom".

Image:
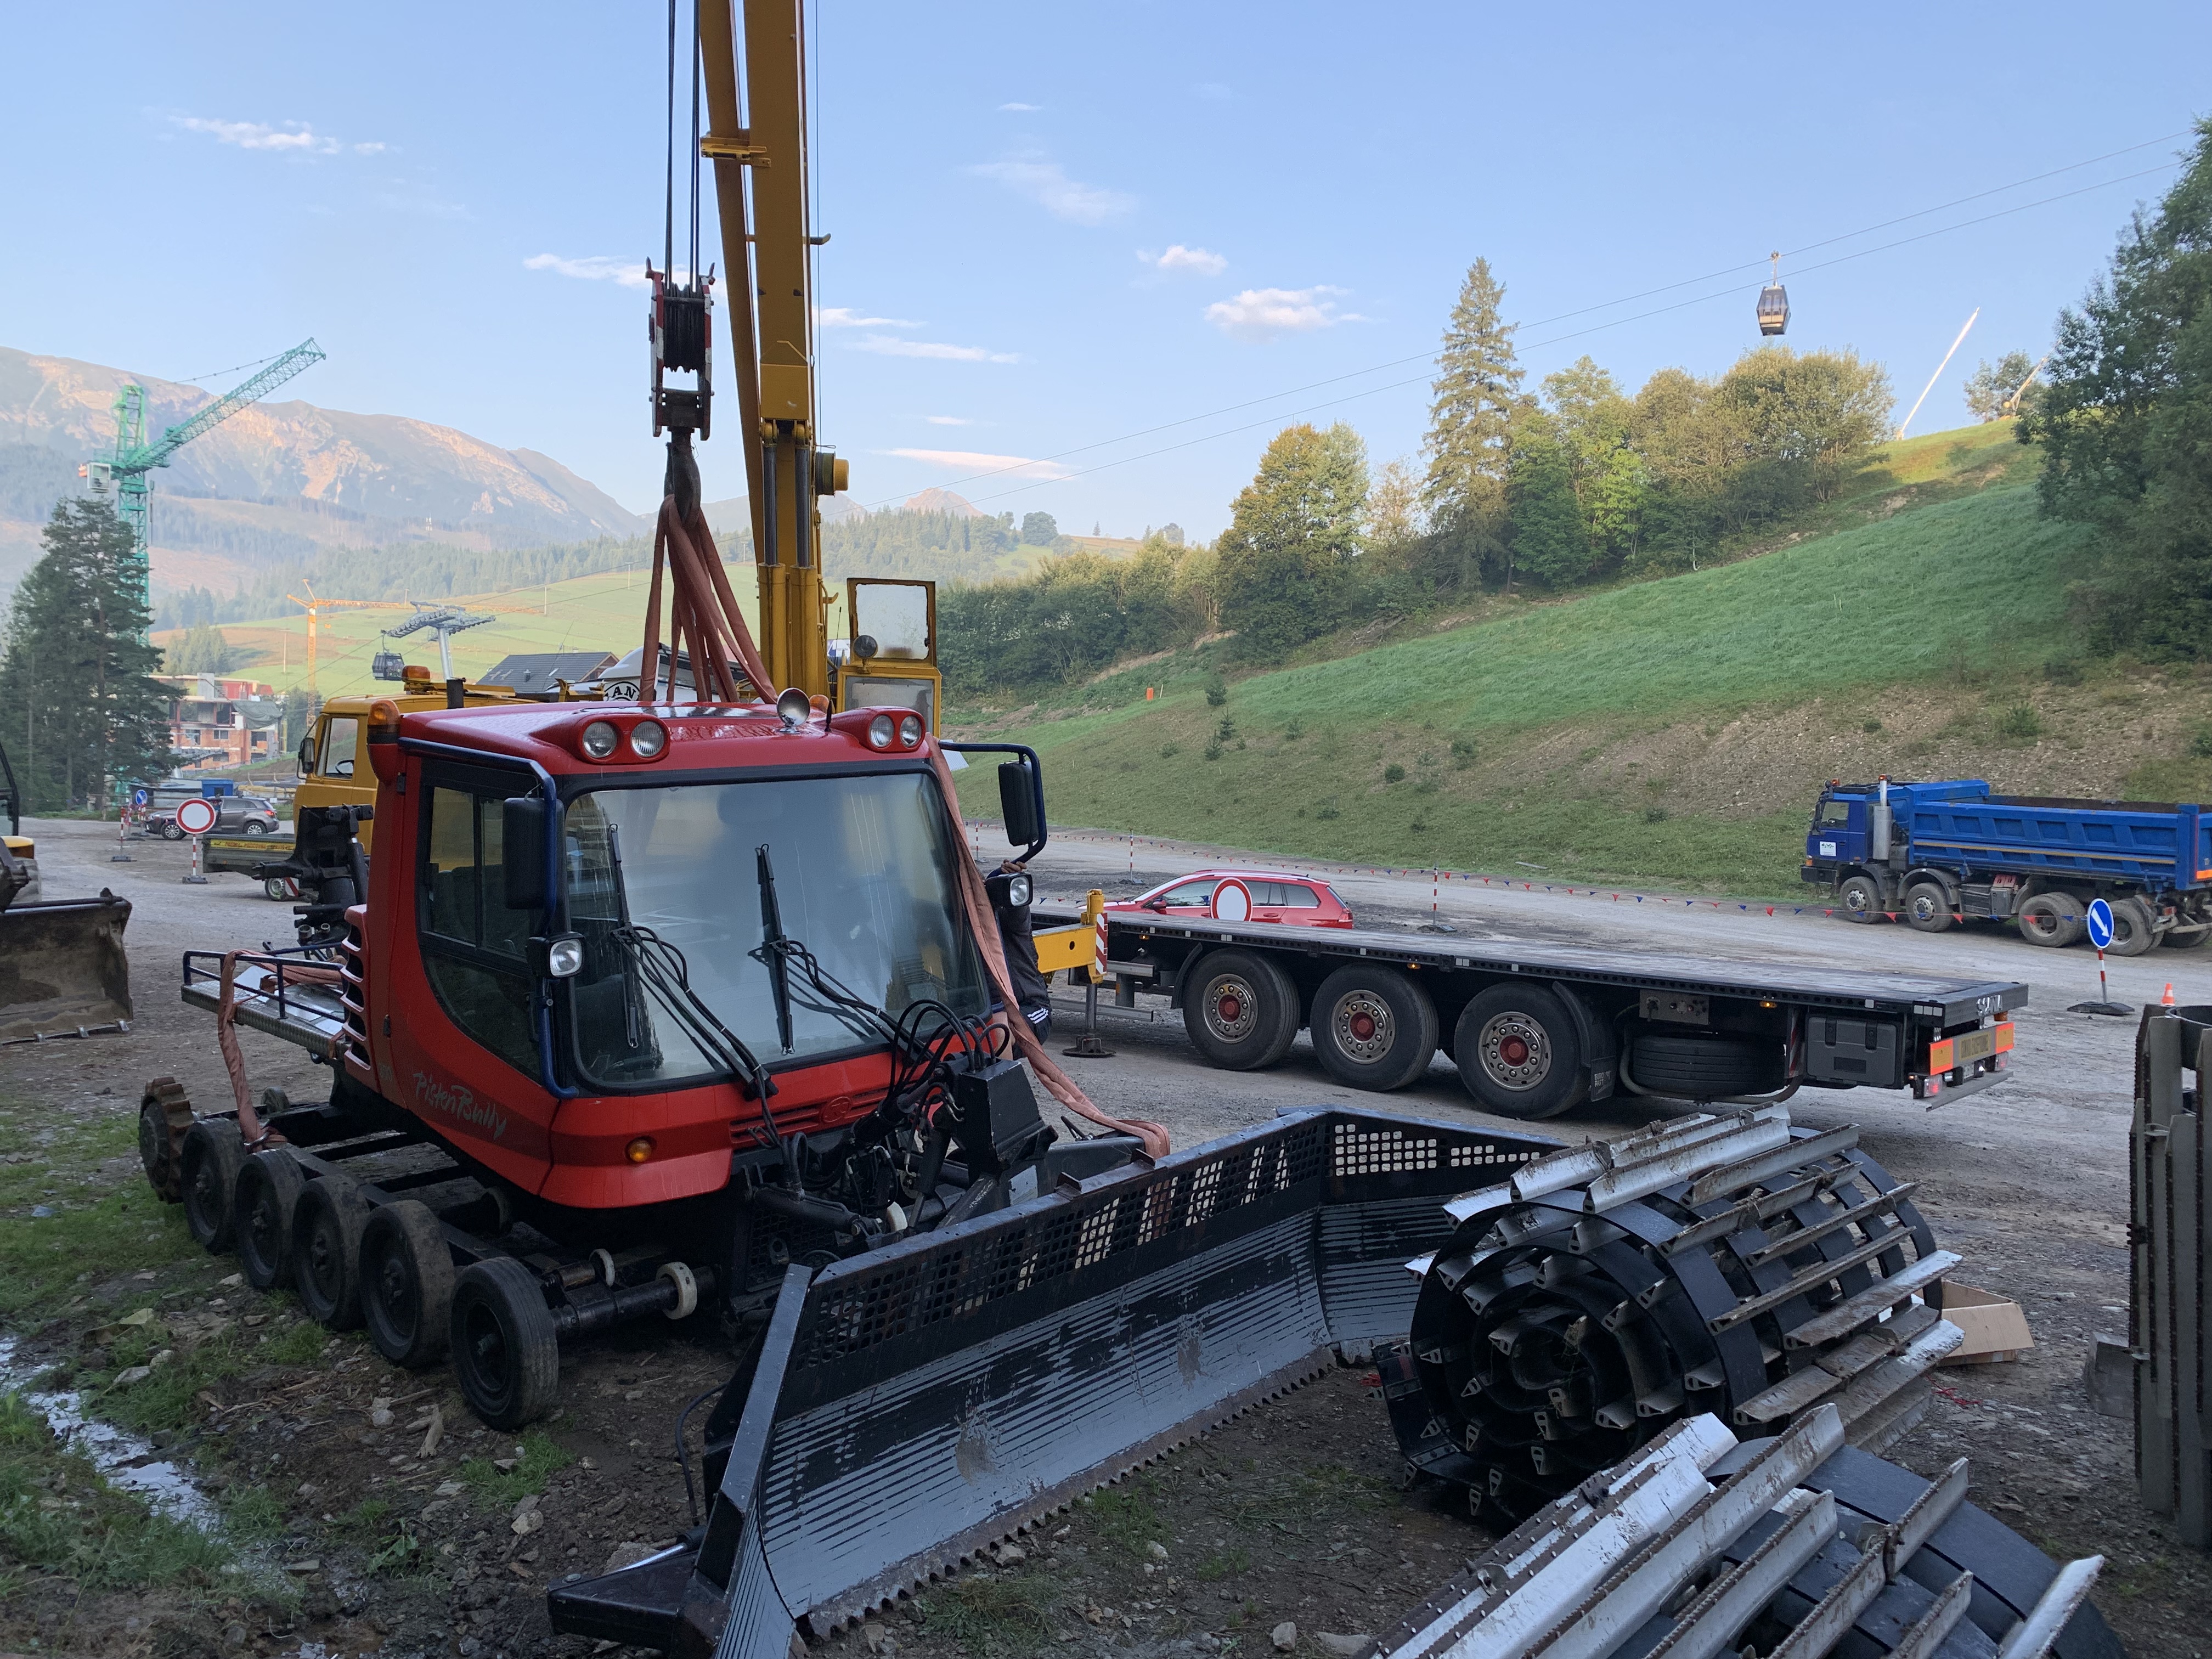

{"left": 381, "top": 604, "right": 499, "bottom": 682}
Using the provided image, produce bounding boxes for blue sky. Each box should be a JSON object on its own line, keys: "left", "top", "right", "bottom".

{"left": 3, "top": 3, "right": 2205, "bottom": 539}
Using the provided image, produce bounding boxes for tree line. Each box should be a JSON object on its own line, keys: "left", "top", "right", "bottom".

{"left": 939, "top": 261, "right": 1901, "bottom": 691}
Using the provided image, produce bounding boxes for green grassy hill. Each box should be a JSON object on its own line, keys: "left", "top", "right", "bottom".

{"left": 951, "top": 427, "right": 2212, "bottom": 896}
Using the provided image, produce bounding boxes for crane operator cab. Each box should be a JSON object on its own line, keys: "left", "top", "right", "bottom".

{"left": 836, "top": 577, "right": 942, "bottom": 733}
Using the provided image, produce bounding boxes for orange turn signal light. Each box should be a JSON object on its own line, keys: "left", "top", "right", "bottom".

{"left": 625, "top": 1137, "right": 656, "bottom": 1165}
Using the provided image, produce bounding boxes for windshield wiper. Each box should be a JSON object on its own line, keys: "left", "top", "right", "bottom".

{"left": 754, "top": 844, "right": 794, "bottom": 1053}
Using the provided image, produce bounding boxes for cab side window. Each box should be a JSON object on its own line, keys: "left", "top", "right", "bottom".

{"left": 1817, "top": 802, "right": 1853, "bottom": 826}
{"left": 319, "top": 718, "right": 360, "bottom": 779}
{"left": 419, "top": 778, "right": 540, "bottom": 1077}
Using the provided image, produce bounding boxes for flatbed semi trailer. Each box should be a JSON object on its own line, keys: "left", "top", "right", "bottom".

{"left": 1037, "top": 904, "right": 2024, "bottom": 1118}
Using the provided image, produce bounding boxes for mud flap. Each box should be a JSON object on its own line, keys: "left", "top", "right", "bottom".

{"left": 0, "top": 894, "right": 132, "bottom": 1043}
{"left": 549, "top": 1107, "right": 1560, "bottom": 1654}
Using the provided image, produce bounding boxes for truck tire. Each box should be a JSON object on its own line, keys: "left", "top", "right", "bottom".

{"left": 1903, "top": 881, "right": 1954, "bottom": 933}
{"left": 1181, "top": 950, "right": 1301, "bottom": 1071}
{"left": 451, "top": 1258, "right": 561, "bottom": 1429}
{"left": 1310, "top": 966, "right": 1440, "bottom": 1092}
{"left": 2161, "top": 923, "right": 2212, "bottom": 949}
{"left": 2016, "top": 893, "right": 2081, "bottom": 947}
{"left": 1628, "top": 1031, "right": 1784, "bottom": 1099}
{"left": 2107, "top": 896, "right": 2157, "bottom": 957}
{"left": 1451, "top": 985, "right": 1588, "bottom": 1120}
{"left": 1836, "top": 871, "right": 1884, "bottom": 921}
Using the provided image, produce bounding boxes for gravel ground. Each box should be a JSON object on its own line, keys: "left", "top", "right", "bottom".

{"left": 2, "top": 815, "right": 2203, "bottom": 1658}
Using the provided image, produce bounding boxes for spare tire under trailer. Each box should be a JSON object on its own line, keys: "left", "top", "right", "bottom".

{"left": 136, "top": 1088, "right": 717, "bottom": 1431}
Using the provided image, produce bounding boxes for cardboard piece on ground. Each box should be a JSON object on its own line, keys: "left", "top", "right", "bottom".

{"left": 1938, "top": 1282, "right": 2034, "bottom": 1365}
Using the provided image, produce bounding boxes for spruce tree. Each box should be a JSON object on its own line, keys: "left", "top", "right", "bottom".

{"left": 0, "top": 495, "right": 173, "bottom": 809}
{"left": 1423, "top": 257, "right": 1525, "bottom": 587}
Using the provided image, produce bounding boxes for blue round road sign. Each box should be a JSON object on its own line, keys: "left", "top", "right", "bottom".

{"left": 2085, "top": 897, "right": 2115, "bottom": 951}
{"left": 132, "top": 788, "right": 149, "bottom": 808}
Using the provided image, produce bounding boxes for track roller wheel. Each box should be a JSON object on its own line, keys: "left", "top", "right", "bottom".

{"left": 179, "top": 1119, "right": 246, "bottom": 1250}
{"left": 138, "top": 1079, "right": 194, "bottom": 1203}
{"left": 361, "top": 1200, "right": 456, "bottom": 1368}
{"left": 1310, "top": 965, "right": 1440, "bottom": 1091}
{"left": 233, "top": 1149, "right": 307, "bottom": 1290}
{"left": 450, "top": 1258, "right": 560, "bottom": 1430}
{"left": 291, "top": 1175, "right": 369, "bottom": 1330}
{"left": 1182, "top": 949, "right": 1301, "bottom": 1071}
{"left": 1452, "top": 984, "right": 1587, "bottom": 1120}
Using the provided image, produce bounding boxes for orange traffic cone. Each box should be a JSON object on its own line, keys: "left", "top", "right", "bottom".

{"left": 2163, "top": 983, "right": 2176, "bottom": 1005}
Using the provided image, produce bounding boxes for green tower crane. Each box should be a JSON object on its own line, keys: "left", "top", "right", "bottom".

{"left": 83, "top": 338, "right": 326, "bottom": 607}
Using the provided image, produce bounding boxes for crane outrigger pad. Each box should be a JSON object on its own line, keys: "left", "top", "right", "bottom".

{"left": 550, "top": 1106, "right": 1561, "bottom": 1654}
{"left": 0, "top": 893, "right": 132, "bottom": 1045}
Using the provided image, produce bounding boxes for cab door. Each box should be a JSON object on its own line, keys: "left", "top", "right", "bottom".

{"left": 839, "top": 579, "right": 943, "bottom": 733}
{"left": 1810, "top": 797, "right": 1866, "bottom": 866}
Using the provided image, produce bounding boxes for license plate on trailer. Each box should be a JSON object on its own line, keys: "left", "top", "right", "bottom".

{"left": 1927, "top": 1020, "right": 2013, "bottom": 1073}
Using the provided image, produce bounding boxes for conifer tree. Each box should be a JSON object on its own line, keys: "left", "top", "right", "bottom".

{"left": 1424, "top": 257, "right": 1525, "bottom": 586}
{"left": 0, "top": 495, "right": 173, "bottom": 809}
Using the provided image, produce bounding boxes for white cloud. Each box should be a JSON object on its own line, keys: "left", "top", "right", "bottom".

{"left": 927, "top": 415, "right": 975, "bottom": 425}
{"left": 816, "top": 306, "right": 922, "bottom": 328}
{"left": 171, "top": 115, "right": 387, "bottom": 156}
{"left": 1141, "top": 244, "right": 1227, "bottom": 276}
{"left": 998, "top": 102, "right": 1043, "bottom": 112}
{"left": 854, "top": 334, "right": 1019, "bottom": 364}
{"left": 525, "top": 253, "right": 652, "bottom": 289}
{"left": 968, "top": 160, "right": 1133, "bottom": 225}
{"left": 887, "top": 448, "right": 1073, "bottom": 481}
{"left": 1204, "top": 285, "right": 1353, "bottom": 341}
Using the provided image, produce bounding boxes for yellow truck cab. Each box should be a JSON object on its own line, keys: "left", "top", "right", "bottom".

{"left": 296, "top": 676, "right": 523, "bottom": 850}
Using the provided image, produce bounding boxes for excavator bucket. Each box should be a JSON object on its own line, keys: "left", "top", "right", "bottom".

{"left": 0, "top": 893, "right": 133, "bottom": 1045}
{"left": 550, "top": 1106, "right": 1559, "bottom": 1655}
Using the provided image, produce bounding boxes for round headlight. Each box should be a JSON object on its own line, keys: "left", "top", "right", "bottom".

{"left": 629, "top": 719, "right": 667, "bottom": 758}
{"left": 546, "top": 936, "right": 585, "bottom": 978}
{"left": 581, "top": 720, "right": 619, "bottom": 759}
{"left": 898, "top": 714, "right": 923, "bottom": 747}
{"left": 1007, "top": 873, "right": 1032, "bottom": 907}
{"left": 867, "top": 713, "right": 895, "bottom": 750}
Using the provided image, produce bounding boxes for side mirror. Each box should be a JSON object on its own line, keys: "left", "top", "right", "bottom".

{"left": 503, "top": 798, "right": 549, "bottom": 910}
{"left": 297, "top": 735, "right": 317, "bottom": 773}
{"left": 1144, "top": 898, "right": 1169, "bottom": 913}
{"left": 998, "top": 760, "right": 1041, "bottom": 851}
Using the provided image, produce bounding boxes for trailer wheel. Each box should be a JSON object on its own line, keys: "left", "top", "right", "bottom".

{"left": 233, "top": 1150, "right": 307, "bottom": 1291}
{"left": 361, "top": 1200, "right": 455, "bottom": 1368}
{"left": 1451, "top": 985, "right": 1587, "bottom": 1120}
{"left": 263, "top": 876, "right": 300, "bottom": 901}
{"left": 138, "top": 1079, "right": 193, "bottom": 1203}
{"left": 1628, "top": 1031, "right": 1783, "bottom": 1099}
{"left": 179, "top": 1120, "right": 246, "bottom": 1251}
{"left": 2160, "top": 923, "right": 2212, "bottom": 949}
{"left": 451, "top": 1258, "right": 560, "bottom": 1430}
{"left": 1903, "top": 882, "right": 1954, "bottom": 933}
{"left": 2016, "top": 893, "right": 2081, "bottom": 947}
{"left": 1836, "top": 872, "right": 1884, "bottom": 921}
{"left": 1310, "top": 966, "right": 1440, "bottom": 1091}
{"left": 292, "top": 1175, "right": 369, "bottom": 1330}
{"left": 1182, "top": 950, "right": 1301, "bottom": 1071}
{"left": 2108, "top": 896, "right": 2157, "bottom": 957}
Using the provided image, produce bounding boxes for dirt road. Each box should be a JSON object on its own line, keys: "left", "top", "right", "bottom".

{"left": 2, "top": 815, "right": 2200, "bottom": 1658}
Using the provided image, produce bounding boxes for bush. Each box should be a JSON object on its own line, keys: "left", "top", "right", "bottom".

{"left": 1203, "top": 740, "right": 1223, "bottom": 761}
{"left": 1383, "top": 763, "right": 1407, "bottom": 783}
{"left": 1862, "top": 719, "right": 1882, "bottom": 733}
{"left": 1159, "top": 742, "right": 1180, "bottom": 759}
{"left": 1645, "top": 805, "right": 1670, "bottom": 823}
{"left": 1995, "top": 704, "right": 2044, "bottom": 741}
{"left": 2192, "top": 724, "right": 2212, "bottom": 759}
{"left": 2043, "top": 656, "right": 2085, "bottom": 685}
{"left": 1450, "top": 738, "right": 1477, "bottom": 769}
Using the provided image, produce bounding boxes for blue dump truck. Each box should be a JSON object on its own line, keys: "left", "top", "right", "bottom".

{"left": 1803, "top": 776, "right": 2212, "bottom": 953}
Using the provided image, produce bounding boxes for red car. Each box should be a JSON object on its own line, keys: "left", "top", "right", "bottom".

{"left": 1107, "top": 869, "right": 1355, "bottom": 928}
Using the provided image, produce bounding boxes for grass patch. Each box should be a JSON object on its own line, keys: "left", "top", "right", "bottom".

{"left": 1194, "top": 1543, "right": 1254, "bottom": 1581}
{"left": 1078, "top": 1474, "right": 1171, "bottom": 1559}
{"left": 459, "top": 1428, "right": 573, "bottom": 1508}
{"left": 0, "top": 1097, "right": 201, "bottom": 1321}
{"left": 920, "top": 1570, "right": 1060, "bottom": 1654}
